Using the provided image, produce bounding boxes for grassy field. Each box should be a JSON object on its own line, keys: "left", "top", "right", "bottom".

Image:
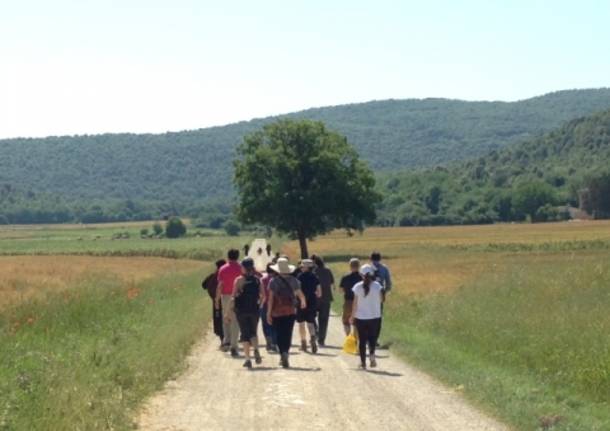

{"left": 0, "top": 222, "right": 250, "bottom": 430}
{"left": 284, "top": 221, "right": 610, "bottom": 431}
{"left": 0, "top": 221, "right": 266, "bottom": 260}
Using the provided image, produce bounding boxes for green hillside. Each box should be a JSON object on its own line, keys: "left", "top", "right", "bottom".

{"left": 1, "top": 88, "right": 610, "bottom": 224}
{"left": 378, "top": 109, "right": 610, "bottom": 226}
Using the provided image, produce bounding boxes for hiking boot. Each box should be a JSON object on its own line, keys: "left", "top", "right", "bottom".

{"left": 310, "top": 336, "right": 318, "bottom": 354}
{"left": 221, "top": 343, "right": 230, "bottom": 352}
{"left": 359, "top": 362, "right": 367, "bottom": 370}
{"left": 243, "top": 359, "right": 252, "bottom": 369}
{"left": 300, "top": 340, "right": 308, "bottom": 352}
{"left": 254, "top": 349, "right": 262, "bottom": 365}
{"left": 230, "top": 348, "right": 239, "bottom": 358}
{"left": 370, "top": 357, "right": 377, "bottom": 368}
{"left": 280, "top": 353, "right": 289, "bottom": 369}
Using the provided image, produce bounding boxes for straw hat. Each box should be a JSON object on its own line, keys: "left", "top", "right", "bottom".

{"left": 271, "top": 257, "right": 295, "bottom": 275}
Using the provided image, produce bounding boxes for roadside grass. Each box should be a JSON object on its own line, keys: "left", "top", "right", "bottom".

{"left": 0, "top": 269, "right": 211, "bottom": 431}
{"left": 384, "top": 258, "right": 610, "bottom": 430}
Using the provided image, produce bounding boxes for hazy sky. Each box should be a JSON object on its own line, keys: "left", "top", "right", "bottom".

{"left": 1, "top": 0, "right": 609, "bottom": 138}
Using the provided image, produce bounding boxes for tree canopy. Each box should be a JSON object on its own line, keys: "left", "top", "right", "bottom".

{"left": 377, "top": 109, "right": 610, "bottom": 225}
{"left": 234, "top": 120, "right": 378, "bottom": 257}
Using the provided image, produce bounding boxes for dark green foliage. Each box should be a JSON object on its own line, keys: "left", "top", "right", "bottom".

{"left": 223, "top": 219, "right": 241, "bottom": 236}
{"left": 380, "top": 109, "right": 610, "bottom": 224}
{"left": 584, "top": 171, "right": 610, "bottom": 218}
{"left": 512, "top": 181, "right": 557, "bottom": 221}
{"left": 2, "top": 89, "right": 610, "bottom": 223}
{"left": 234, "top": 119, "right": 378, "bottom": 257}
{"left": 165, "top": 217, "right": 186, "bottom": 238}
{"left": 152, "top": 223, "right": 163, "bottom": 236}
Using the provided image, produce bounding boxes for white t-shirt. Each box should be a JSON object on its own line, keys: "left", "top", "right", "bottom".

{"left": 352, "top": 280, "right": 383, "bottom": 320}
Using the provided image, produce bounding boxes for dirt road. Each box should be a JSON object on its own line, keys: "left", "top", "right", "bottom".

{"left": 138, "top": 312, "right": 507, "bottom": 431}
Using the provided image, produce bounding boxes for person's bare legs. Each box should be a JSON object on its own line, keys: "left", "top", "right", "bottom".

{"left": 299, "top": 322, "right": 308, "bottom": 351}
{"left": 307, "top": 322, "right": 318, "bottom": 353}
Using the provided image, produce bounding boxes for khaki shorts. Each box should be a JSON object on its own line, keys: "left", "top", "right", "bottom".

{"left": 342, "top": 300, "right": 353, "bottom": 325}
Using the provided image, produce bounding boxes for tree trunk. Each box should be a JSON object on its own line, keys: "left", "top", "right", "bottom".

{"left": 297, "top": 231, "right": 309, "bottom": 259}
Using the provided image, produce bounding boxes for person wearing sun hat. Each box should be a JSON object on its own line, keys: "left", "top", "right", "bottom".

{"left": 350, "top": 264, "right": 383, "bottom": 369}
{"left": 266, "top": 257, "right": 307, "bottom": 368}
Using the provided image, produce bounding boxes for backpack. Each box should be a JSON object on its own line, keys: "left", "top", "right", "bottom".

{"left": 234, "top": 275, "right": 260, "bottom": 314}
{"left": 272, "top": 276, "right": 297, "bottom": 317}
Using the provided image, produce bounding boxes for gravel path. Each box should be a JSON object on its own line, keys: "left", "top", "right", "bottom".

{"left": 137, "top": 313, "right": 508, "bottom": 431}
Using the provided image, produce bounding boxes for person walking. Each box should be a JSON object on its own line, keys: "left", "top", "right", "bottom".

{"left": 296, "top": 259, "right": 321, "bottom": 353}
{"left": 350, "top": 264, "right": 383, "bottom": 369}
{"left": 201, "top": 259, "right": 227, "bottom": 346}
{"left": 370, "top": 251, "right": 392, "bottom": 344}
{"left": 260, "top": 264, "right": 278, "bottom": 352}
{"left": 215, "top": 249, "right": 242, "bottom": 357}
{"left": 232, "top": 258, "right": 265, "bottom": 369}
{"left": 266, "top": 257, "right": 306, "bottom": 368}
{"left": 370, "top": 252, "right": 392, "bottom": 295}
{"left": 339, "top": 258, "right": 362, "bottom": 336}
{"left": 311, "top": 255, "right": 334, "bottom": 346}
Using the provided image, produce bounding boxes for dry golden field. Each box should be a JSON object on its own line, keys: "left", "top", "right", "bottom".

{"left": 0, "top": 255, "right": 204, "bottom": 309}
{"left": 283, "top": 220, "right": 610, "bottom": 296}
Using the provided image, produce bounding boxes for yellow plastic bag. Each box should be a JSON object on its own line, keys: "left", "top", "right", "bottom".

{"left": 342, "top": 329, "right": 358, "bottom": 355}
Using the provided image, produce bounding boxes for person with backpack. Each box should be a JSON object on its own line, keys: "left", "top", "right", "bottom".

{"left": 266, "top": 257, "right": 306, "bottom": 368}
{"left": 215, "top": 249, "right": 242, "bottom": 357}
{"left": 350, "top": 264, "right": 383, "bottom": 369}
{"left": 339, "top": 258, "right": 362, "bottom": 336}
{"left": 201, "top": 259, "right": 227, "bottom": 347}
{"left": 296, "top": 259, "right": 321, "bottom": 353}
{"left": 232, "top": 258, "right": 265, "bottom": 369}
{"left": 311, "top": 255, "right": 334, "bottom": 346}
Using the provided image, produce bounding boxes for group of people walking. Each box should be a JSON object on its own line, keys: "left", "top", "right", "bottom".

{"left": 201, "top": 245, "right": 392, "bottom": 370}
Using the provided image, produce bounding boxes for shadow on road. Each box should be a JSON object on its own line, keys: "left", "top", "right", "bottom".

{"left": 285, "top": 366, "right": 322, "bottom": 372}
{"left": 365, "top": 369, "right": 402, "bottom": 377}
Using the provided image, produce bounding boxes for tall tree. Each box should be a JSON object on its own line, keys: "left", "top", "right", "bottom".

{"left": 234, "top": 120, "right": 379, "bottom": 258}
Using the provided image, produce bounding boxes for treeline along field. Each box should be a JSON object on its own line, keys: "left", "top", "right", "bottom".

{"left": 283, "top": 221, "right": 610, "bottom": 431}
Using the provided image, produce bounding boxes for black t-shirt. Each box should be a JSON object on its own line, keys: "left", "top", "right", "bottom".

{"left": 297, "top": 271, "right": 319, "bottom": 301}
{"left": 340, "top": 272, "right": 362, "bottom": 301}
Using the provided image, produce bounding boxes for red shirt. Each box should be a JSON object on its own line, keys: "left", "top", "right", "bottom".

{"left": 217, "top": 261, "right": 242, "bottom": 295}
{"left": 261, "top": 272, "right": 273, "bottom": 303}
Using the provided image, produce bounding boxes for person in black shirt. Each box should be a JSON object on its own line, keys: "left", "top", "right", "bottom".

{"left": 201, "top": 259, "right": 227, "bottom": 346}
{"left": 339, "top": 258, "right": 363, "bottom": 335}
{"left": 232, "top": 258, "right": 265, "bottom": 369}
{"left": 296, "top": 259, "right": 321, "bottom": 353}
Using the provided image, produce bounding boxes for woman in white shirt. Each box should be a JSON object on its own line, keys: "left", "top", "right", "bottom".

{"left": 350, "top": 264, "right": 383, "bottom": 369}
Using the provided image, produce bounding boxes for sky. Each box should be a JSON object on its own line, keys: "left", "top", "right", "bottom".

{"left": 1, "top": 0, "right": 609, "bottom": 139}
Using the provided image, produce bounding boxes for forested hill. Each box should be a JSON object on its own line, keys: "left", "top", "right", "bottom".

{"left": 2, "top": 88, "right": 610, "bottom": 224}
{"left": 377, "top": 109, "right": 610, "bottom": 226}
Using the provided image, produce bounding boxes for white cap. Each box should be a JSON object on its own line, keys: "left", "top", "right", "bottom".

{"left": 359, "top": 264, "right": 376, "bottom": 277}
